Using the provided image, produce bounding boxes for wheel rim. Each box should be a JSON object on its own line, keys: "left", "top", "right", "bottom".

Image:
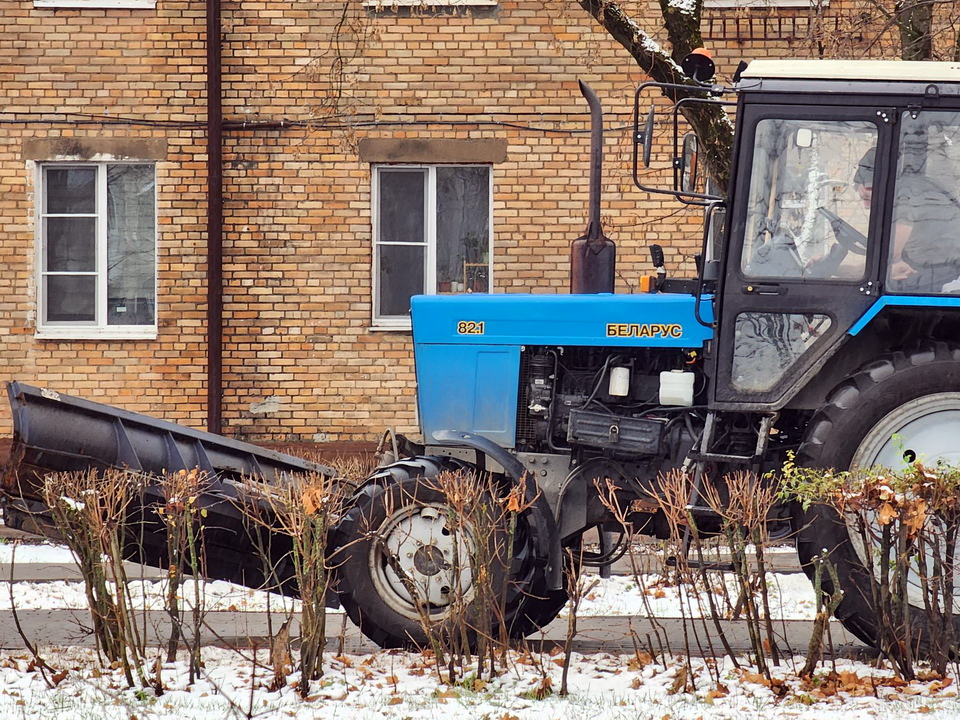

{"left": 370, "top": 502, "right": 475, "bottom": 621}
{"left": 848, "top": 392, "right": 960, "bottom": 612}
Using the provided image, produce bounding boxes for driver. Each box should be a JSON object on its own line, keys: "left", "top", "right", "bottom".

{"left": 855, "top": 147, "right": 960, "bottom": 292}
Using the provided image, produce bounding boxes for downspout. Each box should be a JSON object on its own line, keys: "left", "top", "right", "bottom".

{"left": 206, "top": 0, "right": 224, "bottom": 433}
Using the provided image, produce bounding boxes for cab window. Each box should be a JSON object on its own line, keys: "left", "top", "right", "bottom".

{"left": 740, "top": 119, "right": 878, "bottom": 281}
{"left": 887, "top": 111, "right": 960, "bottom": 294}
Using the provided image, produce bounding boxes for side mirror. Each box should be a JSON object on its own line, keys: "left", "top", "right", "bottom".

{"left": 680, "top": 132, "right": 699, "bottom": 194}
{"left": 640, "top": 106, "right": 654, "bottom": 168}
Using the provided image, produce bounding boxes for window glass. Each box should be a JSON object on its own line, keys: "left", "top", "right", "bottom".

{"left": 39, "top": 163, "right": 156, "bottom": 336}
{"left": 379, "top": 245, "right": 426, "bottom": 317}
{"left": 45, "top": 276, "right": 96, "bottom": 323}
{"left": 437, "top": 166, "right": 489, "bottom": 293}
{"left": 740, "top": 118, "right": 877, "bottom": 280}
{"left": 379, "top": 170, "right": 426, "bottom": 243}
{"left": 45, "top": 167, "right": 96, "bottom": 214}
{"left": 374, "top": 165, "right": 492, "bottom": 326}
{"left": 45, "top": 217, "right": 96, "bottom": 272}
{"left": 732, "top": 312, "right": 831, "bottom": 392}
{"left": 888, "top": 111, "right": 960, "bottom": 293}
{"left": 106, "top": 165, "right": 156, "bottom": 325}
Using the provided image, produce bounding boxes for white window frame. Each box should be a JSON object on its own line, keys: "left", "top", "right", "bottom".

{"left": 35, "top": 162, "right": 158, "bottom": 340}
{"left": 372, "top": 164, "right": 493, "bottom": 330}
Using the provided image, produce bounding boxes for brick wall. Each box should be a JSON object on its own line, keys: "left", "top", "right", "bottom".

{"left": 0, "top": 0, "right": 908, "bottom": 445}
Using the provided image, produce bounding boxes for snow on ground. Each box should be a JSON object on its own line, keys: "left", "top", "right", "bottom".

{"left": 0, "top": 538, "right": 955, "bottom": 718}
{"left": 0, "top": 540, "right": 75, "bottom": 564}
{"left": 0, "top": 646, "right": 958, "bottom": 720}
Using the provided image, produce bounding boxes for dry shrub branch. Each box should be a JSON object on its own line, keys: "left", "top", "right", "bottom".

{"left": 238, "top": 468, "right": 348, "bottom": 697}
{"left": 42, "top": 468, "right": 148, "bottom": 688}
{"left": 784, "top": 457, "right": 960, "bottom": 678}
{"left": 156, "top": 468, "right": 210, "bottom": 682}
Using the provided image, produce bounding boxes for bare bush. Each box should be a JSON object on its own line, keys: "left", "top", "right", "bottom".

{"left": 238, "top": 468, "right": 348, "bottom": 697}
{"left": 784, "top": 458, "right": 960, "bottom": 678}
{"left": 42, "top": 468, "right": 148, "bottom": 687}
{"left": 156, "top": 468, "right": 210, "bottom": 681}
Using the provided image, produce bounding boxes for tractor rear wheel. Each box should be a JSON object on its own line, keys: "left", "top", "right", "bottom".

{"left": 331, "top": 456, "right": 556, "bottom": 649}
{"left": 796, "top": 343, "right": 960, "bottom": 648}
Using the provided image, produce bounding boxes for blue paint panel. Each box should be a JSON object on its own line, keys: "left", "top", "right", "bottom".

{"left": 416, "top": 344, "right": 520, "bottom": 447}
{"left": 850, "top": 295, "right": 960, "bottom": 335}
{"left": 412, "top": 293, "right": 714, "bottom": 348}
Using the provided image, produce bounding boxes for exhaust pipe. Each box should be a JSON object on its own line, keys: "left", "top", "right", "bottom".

{"left": 570, "top": 80, "right": 616, "bottom": 294}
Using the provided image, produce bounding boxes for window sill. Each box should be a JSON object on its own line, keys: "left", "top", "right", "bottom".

{"left": 369, "top": 324, "right": 412, "bottom": 333}
{"left": 34, "top": 0, "right": 156, "bottom": 7}
{"left": 36, "top": 327, "right": 158, "bottom": 341}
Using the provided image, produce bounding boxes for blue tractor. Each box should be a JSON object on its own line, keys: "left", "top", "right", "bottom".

{"left": 332, "top": 59, "right": 960, "bottom": 650}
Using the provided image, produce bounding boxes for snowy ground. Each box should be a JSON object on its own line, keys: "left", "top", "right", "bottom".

{"left": 0, "top": 540, "right": 956, "bottom": 719}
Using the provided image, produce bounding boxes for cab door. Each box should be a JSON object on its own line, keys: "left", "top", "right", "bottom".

{"left": 712, "top": 106, "right": 891, "bottom": 409}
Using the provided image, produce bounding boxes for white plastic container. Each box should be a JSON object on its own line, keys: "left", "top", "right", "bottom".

{"left": 608, "top": 366, "right": 631, "bottom": 397}
{"left": 659, "top": 370, "right": 695, "bottom": 407}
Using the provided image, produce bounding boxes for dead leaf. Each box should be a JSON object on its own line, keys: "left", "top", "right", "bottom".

{"left": 905, "top": 499, "right": 927, "bottom": 536}
{"left": 877, "top": 502, "right": 898, "bottom": 526}
{"left": 705, "top": 683, "right": 729, "bottom": 704}
{"left": 668, "top": 666, "right": 688, "bottom": 695}
{"left": 741, "top": 671, "right": 769, "bottom": 687}
{"left": 387, "top": 697, "right": 403, "bottom": 706}
{"left": 301, "top": 487, "right": 326, "bottom": 516}
{"left": 531, "top": 676, "right": 553, "bottom": 700}
{"left": 628, "top": 652, "right": 654, "bottom": 671}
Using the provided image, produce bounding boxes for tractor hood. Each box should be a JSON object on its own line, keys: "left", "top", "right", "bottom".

{"left": 411, "top": 292, "right": 713, "bottom": 348}
{"left": 410, "top": 292, "right": 713, "bottom": 448}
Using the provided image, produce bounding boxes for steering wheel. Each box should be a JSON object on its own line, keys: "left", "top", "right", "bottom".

{"left": 817, "top": 206, "right": 868, "bottom": 254}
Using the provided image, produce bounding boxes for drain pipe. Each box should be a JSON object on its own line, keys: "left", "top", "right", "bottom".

{"left": 206, "top": 0, "right": 224, "bottom": 433}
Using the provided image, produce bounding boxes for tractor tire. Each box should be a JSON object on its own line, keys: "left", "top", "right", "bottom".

{"left": 508, "top": 579, "right": 569, "bottom": 640}
{"left": 795, "top": 343, "right": 960, "bottom": 648}
{"left": 330, "top": 456, "right": 553, "bottom": 649}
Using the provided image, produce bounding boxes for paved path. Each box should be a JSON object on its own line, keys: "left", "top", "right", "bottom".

{"left": 0, "top": 608, "right": 869, "bottom": 658}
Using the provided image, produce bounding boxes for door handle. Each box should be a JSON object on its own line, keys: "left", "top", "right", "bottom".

{"left": 742, "top": 283, "right": 784, "bottom": 296}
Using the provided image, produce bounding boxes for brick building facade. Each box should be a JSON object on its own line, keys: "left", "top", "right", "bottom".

{"left": 0, "top": 0, "right": 898, "bottom": 445}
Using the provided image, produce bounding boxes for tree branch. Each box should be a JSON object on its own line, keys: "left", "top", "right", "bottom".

{"left": 576, "top": 0, "right": 733, "bottom": 191}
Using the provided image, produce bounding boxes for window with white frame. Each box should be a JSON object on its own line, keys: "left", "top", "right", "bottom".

{"left": 38, "top": 163, "right": 157, "bottom": 338}
{"left": 373, "top": 165, "right": 492, "bottom": 327}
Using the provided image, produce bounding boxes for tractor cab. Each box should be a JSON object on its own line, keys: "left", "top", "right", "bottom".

{"left": 639, "top": 60, "right": 960, "bottom": 412}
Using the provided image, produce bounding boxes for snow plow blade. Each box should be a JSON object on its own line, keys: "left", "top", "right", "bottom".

{"left": 2, "top": 381, "right": 341, "bottom": 600}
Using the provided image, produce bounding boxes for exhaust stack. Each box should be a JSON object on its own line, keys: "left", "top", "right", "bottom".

{"left": 570, "top": 80, "right": 616, "bottom": 294}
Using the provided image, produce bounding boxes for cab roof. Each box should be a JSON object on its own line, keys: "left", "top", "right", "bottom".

{"left": 741, "top": 59, "right": 960, "bottom": 84}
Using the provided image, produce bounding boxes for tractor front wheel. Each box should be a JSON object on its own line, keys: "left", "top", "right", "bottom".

{"left": 331, "top": 456, "right": 556, "bottom": 649}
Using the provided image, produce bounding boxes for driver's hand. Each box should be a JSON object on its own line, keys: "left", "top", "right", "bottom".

{"left": 891, "top": 260, "right": 916, "bottom": 281}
